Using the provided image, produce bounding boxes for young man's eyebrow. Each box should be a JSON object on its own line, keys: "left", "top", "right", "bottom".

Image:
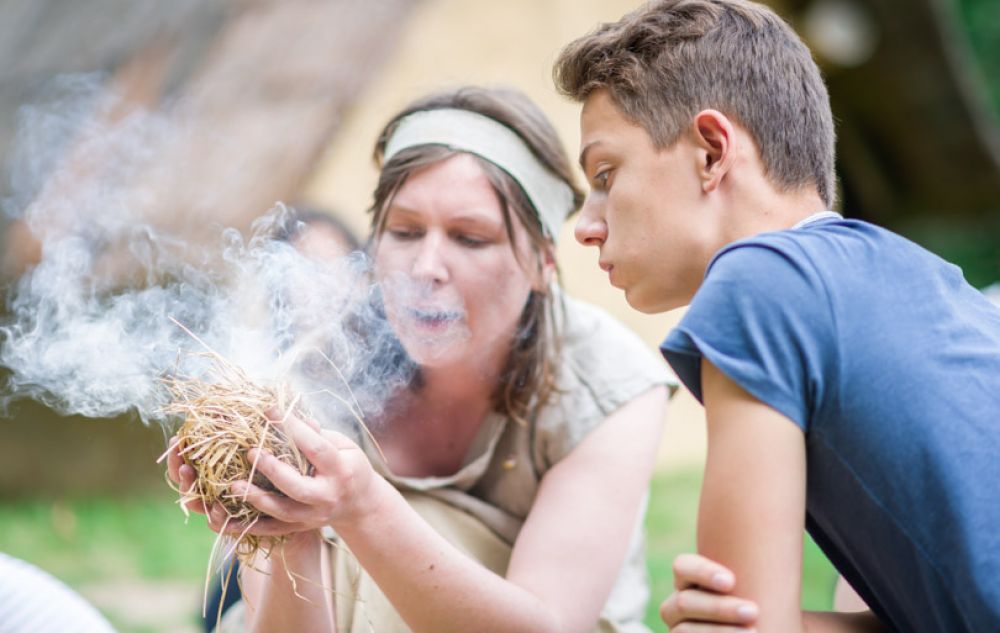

{"left": 578, "top": 141, "right": 600, "bottom": 172}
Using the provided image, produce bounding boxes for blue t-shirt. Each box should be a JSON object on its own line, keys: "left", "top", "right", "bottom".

{"left": 660, "top": 217, "right": 1000, "bottom": 633}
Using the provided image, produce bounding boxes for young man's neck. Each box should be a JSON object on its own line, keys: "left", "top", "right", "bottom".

{"left": 720, "top": 184, "right": 828, "bottom": 244}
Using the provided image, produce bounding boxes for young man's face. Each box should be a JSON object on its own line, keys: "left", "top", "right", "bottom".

{"left": 575, "top": 90, "right": 715, "bottom": 313}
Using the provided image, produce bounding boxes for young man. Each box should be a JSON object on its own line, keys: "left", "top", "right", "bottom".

{"left": 554, "top": 1, "right": 1000, "bottom": 632}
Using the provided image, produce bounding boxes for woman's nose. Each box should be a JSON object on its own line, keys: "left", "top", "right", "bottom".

{"left": 574, "top": 198, "right": 607, "bottom": 247}
{"left": 412, "top": 234, "right": 449, "bottom": 282}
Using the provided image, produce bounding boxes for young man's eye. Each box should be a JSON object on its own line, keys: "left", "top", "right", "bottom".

{"left": 593, "top": 169, "right": 612, "bottom": 189}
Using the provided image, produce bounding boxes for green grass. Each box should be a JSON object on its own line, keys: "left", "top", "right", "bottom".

{"left": 0, "top": 492, "right": 216, "bottom": 632}
{"left": 643, "top": 467, "right": 838, "bottom": 630}
{"left": 0, "top": 469, "right": 837, "bottom": 632}
{"left": 0, "top": 493, "right": 216, "bottom": 586}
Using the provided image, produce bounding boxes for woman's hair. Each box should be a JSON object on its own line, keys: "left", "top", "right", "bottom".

{"left": 369, "top": 86, "right": 584, "bottom": 425}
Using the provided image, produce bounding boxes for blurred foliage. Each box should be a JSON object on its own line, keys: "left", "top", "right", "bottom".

{"left": 943, "top": 0, "right": 1000, "bottom": 286}
{"left": 898, "top": 215, "right": 1000, "bottom": 288}
{"left": 958, "top": 0, "right": 1000, "bottom": 114}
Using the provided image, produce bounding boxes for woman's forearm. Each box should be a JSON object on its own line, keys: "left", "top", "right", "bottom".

{"left": 244, "top": 530, "right": 336, "bottom": 633}
{"left": 332, "top": 476, "right": 563, "bottom": 633}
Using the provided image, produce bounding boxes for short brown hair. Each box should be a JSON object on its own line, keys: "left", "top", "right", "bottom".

{"left": 370, "top": 86, "right": 583, "bottom": 426}
{"left": 554, "top": 0, "right": 837, "bottom": 208}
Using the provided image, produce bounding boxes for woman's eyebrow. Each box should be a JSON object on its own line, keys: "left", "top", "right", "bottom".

{"left": 448, "top": 211, "right": 503, "bottom": 229}
{"left": 384, "top": 203, "right": 423, "bottom": 218}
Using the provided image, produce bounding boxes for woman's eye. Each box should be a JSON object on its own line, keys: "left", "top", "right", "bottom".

{"left": 388, "top": 228, "right": 421, "bottom": 240}
{"left": 456, "top": 234, "right": 489, "bottom": 248}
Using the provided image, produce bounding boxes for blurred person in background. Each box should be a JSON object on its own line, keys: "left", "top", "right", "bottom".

{"left": 274, "top": 205, "right": 362, "bottom": 263}
{"left": 172, "top": 85, "right": 676, "bottom": 633}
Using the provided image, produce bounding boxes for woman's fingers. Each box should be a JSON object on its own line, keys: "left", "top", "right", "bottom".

{"left": 206, "top": 487, "right": 312, "bottom": 536}
{"left": 266, "top": 408, "right": 321, "bottom": 432}
{"left": 219, "top": 514, "right": 310, "bottom": 537}
{"left": 165, "top": 436, "right": 183, "bottom": 484}
{"left": 182, "top": 495, "right": 210, "bottom": 516}
{"left": 166, "top": 437, "right": 202, "bottom": 493}
{"left": 284, "top": 416, "right": 361, "bottom": 479}
{"left": 284, "top": 415, "right": 335, "bottom": 469}
{"left": 673, "top": 553, "right": 736, "bottom": 591}
{"left": 245, "top": 446, "right": 324, "bottom": 505}
{"left": 230, "top": 479, "right": 311, "bottom": 524}
{"left": 192, "top": 501, "right": 237, "bottom": 532}
{"left": 164, "top": 435, "right": 209, "bottom": 517}
{"left": 660, "top": 588, "right": 759, "bottom": 628}
{"left": 178, "top": 464, "right": 196, "bottom": 493}
{"left": 177, "top": 464, "right": 209, "bottom": 516}
{"left": 189, "top": 491, "right": 307, "bottom": 537}
{"left": 226, "top": 418, "right": 372, "bottom": 531}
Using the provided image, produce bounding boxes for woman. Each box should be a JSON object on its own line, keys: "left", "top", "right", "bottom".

{"left": 169, "top": 86, "right": 674, "bottom": 633}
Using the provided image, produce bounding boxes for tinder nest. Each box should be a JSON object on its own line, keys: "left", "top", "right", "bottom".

{"left": 163, "top": 351, "right": 311, "bottom": 563}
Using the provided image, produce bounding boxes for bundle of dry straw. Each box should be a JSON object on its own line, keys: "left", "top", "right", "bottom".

{"left": 158, "top": 318, "right": 384, "bottom": 626}
{"left": 158, "top": 318, "right": 314, "bottom": 567}
{"left": 163, "top": 352, "right": 310, "bottom": 563}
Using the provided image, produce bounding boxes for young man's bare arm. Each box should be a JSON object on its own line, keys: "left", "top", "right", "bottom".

{"left": 698, "top": 360, "right": 888, "bottom": 633}
{"left": 699, "top": 358, "right": 807, "bottom": 632}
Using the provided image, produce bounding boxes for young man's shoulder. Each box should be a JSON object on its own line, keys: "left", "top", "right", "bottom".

{"left": 705, "top": 217, "right": 946, "bottom": 296}
{"left": 714, "top": 217, "right": 875, "bottom": 264}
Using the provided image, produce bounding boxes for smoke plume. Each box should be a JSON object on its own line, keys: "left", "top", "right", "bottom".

{"left": 0, "top": 76, "right": 412, "bottom": 431}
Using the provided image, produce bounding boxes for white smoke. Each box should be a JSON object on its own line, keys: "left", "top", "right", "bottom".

{"left": 0, "top": 76, "right": 412, "bottom": 430}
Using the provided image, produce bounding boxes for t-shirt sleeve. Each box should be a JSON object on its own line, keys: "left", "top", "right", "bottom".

{"left": 660, "top": 241, "right": 837, "bottom": 431}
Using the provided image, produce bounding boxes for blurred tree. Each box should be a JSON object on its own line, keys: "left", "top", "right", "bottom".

{"left": 959, "top": 0, "right": 1000, "bottom": 113}
{"left": 777, "top": 0, "right": 1000, "bottom": 285}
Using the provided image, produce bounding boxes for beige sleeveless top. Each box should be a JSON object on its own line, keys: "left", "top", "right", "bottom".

{"left": 358, "top": 294, "right": 676, "bottom": 632}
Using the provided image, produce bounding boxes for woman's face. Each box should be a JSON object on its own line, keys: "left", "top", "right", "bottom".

{"left": 373, "top": 153, "right": 544, "bottom": 371}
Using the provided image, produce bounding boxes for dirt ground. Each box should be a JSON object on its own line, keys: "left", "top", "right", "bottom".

{"left": 81, "top": 580, "right": 202, "bottom": 633}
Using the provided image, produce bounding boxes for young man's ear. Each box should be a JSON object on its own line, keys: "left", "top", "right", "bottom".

{"left": 693, "top": 109, "right": 736, "bottom": 194}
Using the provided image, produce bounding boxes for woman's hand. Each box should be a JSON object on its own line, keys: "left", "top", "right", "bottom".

{"left": 660, "top": 554, "right": 759, "bottom": 631}
{"left": 165, "top": 415, "right": 379, "bottom": 538}
{"left": 223, "top": 413, "right": 379, "bottom": 537}
{"left": 165, "top": 435, "right": 212, "bottom": 516}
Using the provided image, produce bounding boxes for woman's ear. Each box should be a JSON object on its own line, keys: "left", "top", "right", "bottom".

{"left": 532, "top": 244, "right": 557, "bottom": 292}
{"left": 693, "top": 109, "right": 736, "bottom": 194}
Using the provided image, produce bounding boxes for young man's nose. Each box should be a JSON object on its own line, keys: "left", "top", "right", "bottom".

{"left": 574, "top": 199, "right": 607, "bottom": 247}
